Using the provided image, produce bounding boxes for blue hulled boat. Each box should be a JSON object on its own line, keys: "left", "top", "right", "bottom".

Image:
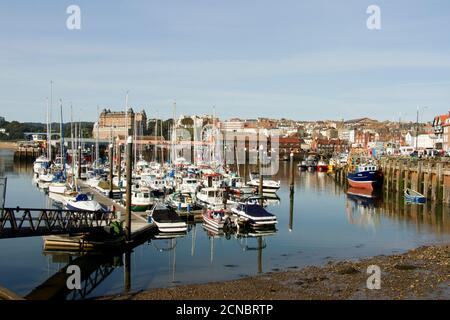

{"left": 347, "top": 164, "right": 384, "bottom": 191}
{"left": 404, "top": 188, "right": 426, "bottom": 204}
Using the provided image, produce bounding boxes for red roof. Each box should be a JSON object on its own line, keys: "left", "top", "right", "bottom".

{"left": 279, "top": 137, "right": 301, "bottom": 144}
{"left": 433, "top": 114, "right": 449, "bottom": 125}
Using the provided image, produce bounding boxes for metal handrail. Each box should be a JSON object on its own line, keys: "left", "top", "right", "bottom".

{"left": 0, "top": 207, "right": 117, "bottom": 239}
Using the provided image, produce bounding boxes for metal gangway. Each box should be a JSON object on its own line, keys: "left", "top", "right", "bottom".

{"left": 0, "top": 207, "right": 115, "bottom": 239}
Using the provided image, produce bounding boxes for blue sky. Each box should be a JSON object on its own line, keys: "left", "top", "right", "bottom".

{"left": 1, "top": 0, "right": 450, "bottom": 122}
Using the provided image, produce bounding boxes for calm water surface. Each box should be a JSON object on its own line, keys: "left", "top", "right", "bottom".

{"left": 0, "top": 149, "right": 449, "bottom": 299}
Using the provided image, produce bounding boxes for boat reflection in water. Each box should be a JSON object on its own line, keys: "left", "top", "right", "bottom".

{"left": 203, "top": 223, "right": 276, "bottom": 273}
{"left": 345, "top": 187, "right": 382, "bottom": 230}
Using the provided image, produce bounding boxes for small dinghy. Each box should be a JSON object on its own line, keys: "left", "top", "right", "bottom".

{"left": 147, "top": 204, "right": 188, "bottom": 233}
{"left": 404, "top": 188, "right": 426, "bottom": 204}
{"left": 202, "top": 207, "right": 230, "bottom": 230}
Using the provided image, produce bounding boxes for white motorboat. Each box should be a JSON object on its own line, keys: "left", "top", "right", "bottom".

{"left": 147, "top": 204, "right": 188, "bottom": 233}
{"left": 39, "top": 172, "right": 55, "bottom": 183}
{"left": 148, "top": 177, "right": 172, "bottom": 195}
{"left": 201, "top": 172, "right": 224, "bottom": 188}
{"left": 127, "top": 187, "right": 155, "bottom": 212}
{"left": 166, "top": 191, "right": 197, "bottom": 212}
{"left": 231, "top": 196, "right": 278, "bottom": 228}
{"left": 196, "top": 187, "right": 236, "bottom": 210}
{"left": 246, "top": 172, "right": 280, "bottom": 194}
{"left": 65, "top": 193, "right": 106, "bottom": 212}
{"left": 33, "top": 156, "right": 50, "bottom": 174}
{"left": 178, "top": 177, "right": 200, "bottom": 193}
{"left": 48, "top": 182, "right": 67, "bottom": 194}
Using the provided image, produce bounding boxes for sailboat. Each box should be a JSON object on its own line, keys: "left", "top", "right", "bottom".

{"left": 48, "top": 101, "right": 68, "bottom": 194}
{"left": 34, "top": 97, "right": 51, "bottom": 174}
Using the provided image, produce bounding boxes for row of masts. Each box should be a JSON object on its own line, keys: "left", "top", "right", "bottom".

{"left": 44, "top": 81, "right": 88, "bottom": 192}
{"left": 43, "top": 80, "right": 233, "bottom": 176}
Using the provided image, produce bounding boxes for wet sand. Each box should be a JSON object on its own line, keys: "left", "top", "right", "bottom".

{"left": 103, "top": 245, "right": 449, "bottom": 300}
{"left": 0, "top": 142, "right": 17, "bottom": 150}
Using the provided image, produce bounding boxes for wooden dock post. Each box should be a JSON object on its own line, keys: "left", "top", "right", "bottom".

{"left": 443, "top": 165, "right": 450, "bottom": 204}
{"left": 431, "top": 163, "right": 438, "bottom": 201}
{"left": 384, "top": 160, "right": 389, "bottom": 191}
{"left": 437, "top": 163, "right": 444, "bottom": 202}
{"left": 125, "top": 136, "right": 133, "bottom": 241}
{"left": 416, "top": 162, "right": 422, "bottom": 194}
{"left": 389, "top": 159, "right": 394, "bottom": 191}
{"left": 424, "top": 162, "right": 432, "bottom": 199}
{"left": 403, "top": 162, "right": 410, "bottom": 193}
{"left": 289, "top": 152, "right": 294, "bottom": 193}
{"left": 109, "top": 143, "right": 114, "bottom": 199}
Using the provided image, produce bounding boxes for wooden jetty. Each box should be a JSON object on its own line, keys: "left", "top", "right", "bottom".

{"left": 331, "top": 157, "right": 450, "bottom": 203}
{"left": 13, "top": 145, "right": 42, "bottom": 162}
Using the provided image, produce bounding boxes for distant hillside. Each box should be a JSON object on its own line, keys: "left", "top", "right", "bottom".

{"left": 344, "top": 117, "right": 379, "bottom": 124}
{"left": 0, "top": 121, "right": 94, "bottom": 141}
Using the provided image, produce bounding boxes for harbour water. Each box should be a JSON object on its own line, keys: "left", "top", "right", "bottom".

{"left": 0, "top": 149, "right": 449, "bottom": 299}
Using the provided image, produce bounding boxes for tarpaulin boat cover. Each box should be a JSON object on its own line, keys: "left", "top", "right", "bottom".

{"left": 75, "top": 194, "right": 89, "bottom": 202}
{"left": 242, "top": 204, "right": 273, "bottom": 217}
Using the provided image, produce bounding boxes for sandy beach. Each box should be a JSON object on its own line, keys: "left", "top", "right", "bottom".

{"left": 102, "top": 245, "right": 450, "bottom": 300}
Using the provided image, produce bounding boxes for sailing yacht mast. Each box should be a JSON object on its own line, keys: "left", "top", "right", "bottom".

{"left": 73, "top": 109, "right": 78, "bottom": 190}
{"left": 211, "top": 105, "right": 216, "bottom": 164}
{"left": 161, "top": 117, "right": 164, "bottom": 164}
{"left": 49, "top": 81, "right": 53, "bottom": 161}
{"left": 71, "top": 105, "right": 75, "bottom": 188}
{"left": 125, "top": 90, "right": 129, "bottom": 136}
{"left": 170, "top": 101, "right": 176, "bottom": 164}
{"left": 95, "top": 106, "right": 100, "bottom": 168}
{"left": 59, "top": 100, "right": 65, "bottom": 177}
{"left": 154, "top": 111, "right": 158, "bottom": 162}
{"left": 46, "top": 97, "right": 50, "bottom": 160}
{"left": 134, "top": 116, "right": 137, "bottom": 167}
